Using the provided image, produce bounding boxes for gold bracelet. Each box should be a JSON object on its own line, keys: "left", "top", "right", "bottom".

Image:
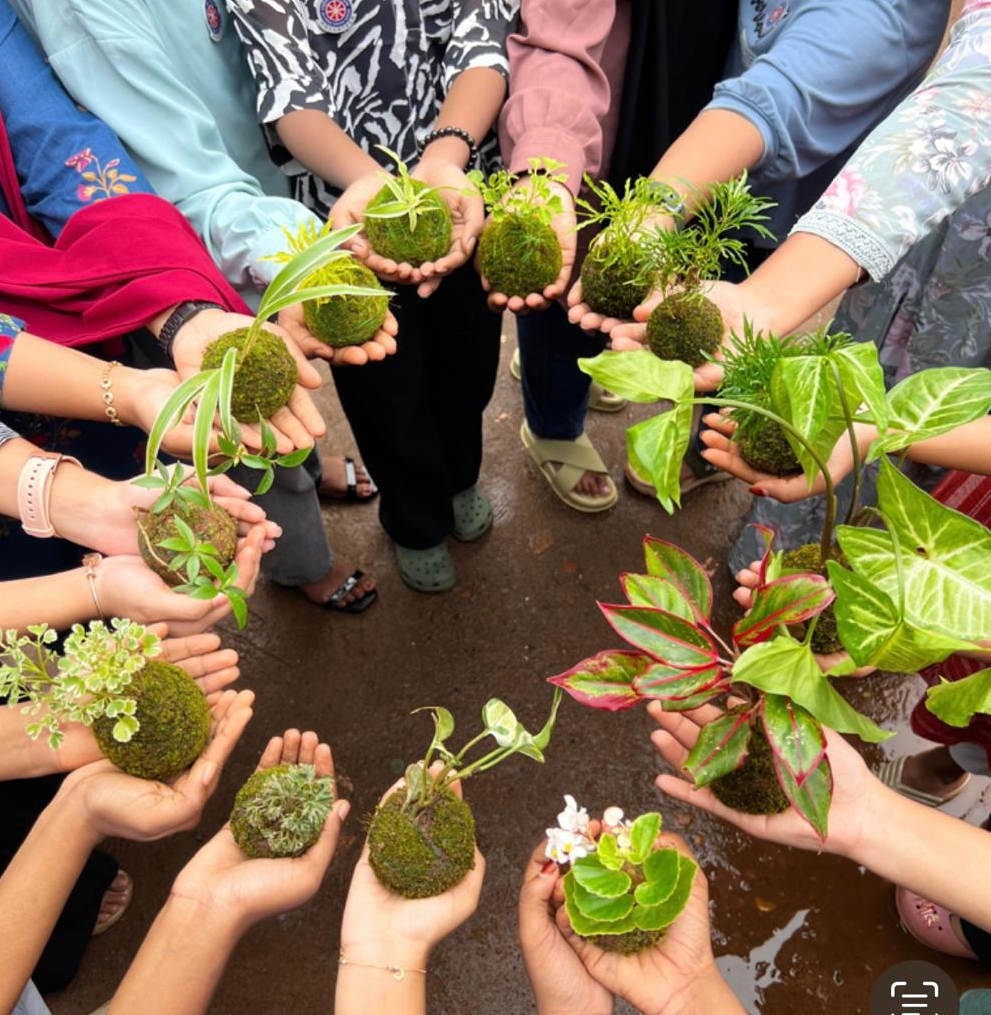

{"left": 82, "top": 552, "right": 105, "bottom": 618}
{"left": 338, "top": 950, "right": 426, "bottom": 982}
{"left": 100, "top": 360, "right": 127, "bottom": 427}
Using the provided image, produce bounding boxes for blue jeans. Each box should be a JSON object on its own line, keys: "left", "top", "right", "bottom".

{"left": 517, "top": 302, "right": 607, "bottom": 441}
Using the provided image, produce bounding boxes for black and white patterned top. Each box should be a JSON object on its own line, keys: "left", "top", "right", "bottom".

{"left": 225, "top": 0, "right": 517, "bottom": 215}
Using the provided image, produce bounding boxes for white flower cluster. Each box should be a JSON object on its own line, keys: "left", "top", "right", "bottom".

{"left": 545, "top": 795, "right": 596, "bottom": 864}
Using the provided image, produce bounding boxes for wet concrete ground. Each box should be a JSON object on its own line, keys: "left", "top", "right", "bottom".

{"left": 52, "top": 317, "right": 989, "bottom": 1014}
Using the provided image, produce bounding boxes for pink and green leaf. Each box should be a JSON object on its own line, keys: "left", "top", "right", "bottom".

{"left": 620, "top": 573, "right": 696, "bottom": 622}
{"left": 600, "top": 604, "right": 718, "bottom": 669}
{"left": 773, "top": 751, "right": 832, "bottom": 841}
{"left": 633, "top": 663, "right": 726, "bottom": 702}
{"left": 733, "top": 574, "right": 834, "bottom": 648}
{"left": 683, "top": 708, "right": 755, "bottom": 787}
{"left": 761, "top": 694, "right": 826, "bottom": 785}
{"left": 547, "top": 650, "right": 648, "bottom": 711}
{"left": 641, "top": 537, "right": 714, "bottom": 623}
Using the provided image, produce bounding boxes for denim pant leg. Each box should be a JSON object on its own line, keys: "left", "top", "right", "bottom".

{"left": 231, "top": 449, "right": 333, "bottom": 586}
{"left": 12, "top": 982, "right": 51, "bottom": 1015}
{"left": 517, "top": 302, "right": 606, "bottom": 441}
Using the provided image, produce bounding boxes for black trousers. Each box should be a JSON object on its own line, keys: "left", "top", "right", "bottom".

{"left": 331, "top": 263, "right": 501, "bottom": 549}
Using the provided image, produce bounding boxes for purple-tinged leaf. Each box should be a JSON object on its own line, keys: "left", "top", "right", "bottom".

{"left": 733, "top": 574, "right": 835, "bottom": 648}
{"left": 547, "top": 650, "right": 648, "bottom": 711}
{"left": 683, "top": 708, "right": 755, "bottom": 787}
{"left": 773, "top": 751, "right": 832, "bottom": 841}
{"left": 761, "top": 694, "right": 826, "bottom": 786}
{"left": 620, "top": 573, "right": 696, "bottom": 622}
{"left": 634, "top": 663, "right": 726, "bottom": 701}
{"left": 642, "top": 537, "right": 714, "bottom": 624}
{"left": 600, "top": 604, "right": 718, "bottom": 669}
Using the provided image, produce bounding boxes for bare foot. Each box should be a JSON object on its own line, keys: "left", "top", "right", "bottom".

{"left": 300, "top": 558, "right": 377, "bottom": 611}
{"left": 318, "top": 455, "right": 377, "bottom": 501}
{"left": 93, "top": 869, "right": 132, "bottom": 935}
{"left": 547, "top": 463, "right": 612, "bottom": 497}
{"left": 900, "top": 746, "right": 969, "bottom": 800}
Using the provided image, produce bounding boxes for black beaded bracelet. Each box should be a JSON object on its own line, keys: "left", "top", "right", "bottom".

{"left": 418, "top": 125, "right": 480, "bottom": 168}
{"left": 157, "top": 299, "right": 225, "bottom": 362}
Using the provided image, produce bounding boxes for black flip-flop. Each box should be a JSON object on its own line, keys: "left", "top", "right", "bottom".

{"left": 321, "top": 456, "right": 379, "bottom": 503}
{"left": 325, "top": 569, "right": 378, "bottom": 613}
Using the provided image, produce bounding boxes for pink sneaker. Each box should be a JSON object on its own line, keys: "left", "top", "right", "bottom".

{"left": 895, "top": 887, "right": 977, "bottom": 959}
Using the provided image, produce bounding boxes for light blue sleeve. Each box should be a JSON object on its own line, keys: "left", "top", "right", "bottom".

{"left": 708, "top": 0, "right": 950, "bottom": 184}
{"left": 15, "top": 0, "right": 319, "bottom": 295}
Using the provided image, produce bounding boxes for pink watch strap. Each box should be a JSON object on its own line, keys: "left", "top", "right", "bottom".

{"left": 16, "top": 454, "right": 81, "bottom": 538}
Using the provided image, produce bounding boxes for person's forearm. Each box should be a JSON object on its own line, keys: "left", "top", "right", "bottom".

{"left": 653, "top": 963, "right": 747, "bottom": 1015}
{"left": 0, "top": 789, "right": 100, "bottom": 1015}
{"left": 275, "top": 109, "right": 380, "bottom": 191}
{"left": 108, "top": 896, "right": 241, "bottom": 1015}
{"left": 335, "top": 942, "right": 430, "bottom": 1015}
{"left": 901, "top": 415, "right": 991, "bottom": 475}
{"left": 420, "top": 67, "right": 508, "bottom": 170}
{"left": 0, "top": 569, "right": 99, "bottom": 632}
{"left": 649, "top": 109, "right": 765, "bottom": 214}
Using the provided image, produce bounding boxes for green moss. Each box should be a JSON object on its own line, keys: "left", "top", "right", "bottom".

{"left": 201, "top": 327, "right": 296, "bottom": 421}
{"left": 781, "top": 543, "right": 844, "bottom": 654}
{"left": 710, "top": 719, "right": 789, "bottom": 815}
{"left": 578, "top": 238, "right": 650, "bottom": 319}
{"left": 92, "top": 660, "right": 210, "bottom": 782}
{"left": 736, "top": 418, "right": 801, "bottom": 476}
{"left": 302, "top": 259, "right": 389, "bottom": 348}
{"left": 367, "top": 787, "right": 476, "bottom": 898}
{"left": 591, "top": 928, "right": 666, "bottom": 955}
{"left": 230, "top": 764, "right": 335, "bottom": 859}
{"left": 364, "top": 182, "right": 452, "bottom": 266}
{"left": 136, "top": 502, "right": 238, "bottom": 586}
{"left": 477, "top": 215, "right": 562, "bottom": 298}
{"left": 645, "top": 293, "right": 723, "bottom": 367}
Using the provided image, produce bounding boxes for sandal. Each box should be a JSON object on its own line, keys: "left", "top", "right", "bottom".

{"left": 895, "top": 887, "right": 977, "bottom": 959}
{"left": 510, "top": 348, "right": 627, "bottom": 413}
{"left": 452, "top": 485, "right": 493, "bottom": 542}
{"left": 319, "top": 455, "right": 378, "bottom": 502}
{"left": 395, "top": 542, "right": 456, "bottom": 593}
{"left": 322, "top": 568, "right": 378, "bottom": 613}
{"left": 876, "top": 755, "right": 971, "bottom": 808}
{"left": 625, "top": 444, "right": 732, "bottom": 499}
{"left": 520, "top": 421, "right": 617, "bottom": 513}
{"left": 92, "top": 869, "right": 132, "bottom": 936}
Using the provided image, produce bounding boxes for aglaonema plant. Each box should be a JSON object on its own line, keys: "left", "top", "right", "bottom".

{"left": 367, "top": 688, "right": 562, "bottom": 898}
{"left": 549, "top": 534, "right": 894, "bottom": 839}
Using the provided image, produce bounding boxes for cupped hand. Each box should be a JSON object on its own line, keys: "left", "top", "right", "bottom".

{"left": 61, "top": 687, "right": 254, "bottom": 842}
{"left": 278, "top": 301, "right": 399, "bottom": 365}
{"left": 157, "top": 629, "right": 240, "bottom": 703}
{"left": 125, "top": 367, "right": 201, "bottom": 456}
{"left": 519, "top": 840, "right": 614, "bottom": 1015}
{"left": 566, "top": 278, "right": 631, "bottom": 336}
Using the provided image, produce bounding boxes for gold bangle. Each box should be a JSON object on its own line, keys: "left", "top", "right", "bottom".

{"left": 337, "top": 950, "right": 426, "bottom": 982}
{"left": 82, "top": 552, "right": 105, "bottom": 618}
{"left": 100, "top": 361, "right": 127, "bottom": 427}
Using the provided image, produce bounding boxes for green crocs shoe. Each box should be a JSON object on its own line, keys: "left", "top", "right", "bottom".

{"left": 395, "top": 542, "right": 456, "bottom": 593}
{"left": 452, "top": 485, "right": 493, "bottom": 542}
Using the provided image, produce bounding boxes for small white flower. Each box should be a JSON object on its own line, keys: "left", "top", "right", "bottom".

{"left": 557, "top": 794, "right": 590, "bottom": 834}
{"left": 602, "top": 805, "right": 625, "bottom": 829}
{"left": 545, "top": 826, "right": 595, "bottom": 865}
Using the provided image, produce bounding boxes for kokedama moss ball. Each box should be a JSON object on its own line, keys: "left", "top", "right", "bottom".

{"left": 93, "top": 660, "right": 211, "bottom": 782}
{"left": 710, "top": 719, "right": 789, "bottom": 815}
{"left": 364, "top": 182, "right": 452, "bottom": 266}
{"left": 367, "top": 787, "right": 475, "bottom": 899}
{"left": 477, "top": 215, "right": 562, "bottom": 298}
{"left": 136, "top": 503, "right": 238, "bottom": 586}
{"left": 736, "top": 417, "right": 801, "bottom": 476}
{"left": 303, "top": 259, "right": 390, "bottom": 348}
{"left": 578, "top": 239, "right": 650, "bottom": 320}
{"left": 592, "top": 928, "right": 667, "bottom": 956}
{"left": 230, "top": 764, "right": 335, "bottom": 859}
{"left": 782, "top": 543, "right": 844, "bottom": 654}
{"left": 201, "top": 327, "right": 296, "bottom": 421}
{"left": 645, "top": 292, "right": 723, "bottom": 367}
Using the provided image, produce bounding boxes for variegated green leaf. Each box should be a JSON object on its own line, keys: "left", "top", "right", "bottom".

{"left": 732, "top": 574, "right": 834, "bottom": 648}
{"left": 600, "top": 605, "right": 718, "bottom": 668}
{"left": 831, "top": 339, "right": 889, "bottom": 429}
{"left": 577, "top": 349, "right": 693, "bottom": 404}
{"left": 547, "top": 650, "right": 648, "bottom": 711}
{"left": 925, "top": 668, "right": 991, "bottom": 728}
{"left": 642, "top": 536, "right": 714, "bottom": 623}
{"left": 771, "top": 355, "right": 844, "bottom": 483}
{"left": 625, "top": 408, "right": 693, "bottom": 513}
{"left": 482, "top": 698, "right": 521, "bottom": 747}
{"left": 773, "top": 751, "right": 832, "bottom": 840}
{"left": 683, "top": 707, "right": 754, "bottom": 786}
{"left": 761, "top": 694, "right": 826, "bottom": 785}
{"left": 633, "top": 663, "right": 726, "bottom": 702}
{"left": 620, "top": 573, "right": 696, "bottom": 622}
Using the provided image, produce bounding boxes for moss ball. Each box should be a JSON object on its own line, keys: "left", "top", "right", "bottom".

{"left": 201, "top": 327, "right": 296, "bottom": 421}
{"left": 230, "top": 764, "right": 335, "bottom": 859}
{"left": 136, "top": 502, "right": 238, "bottom": 587}
{"left": 367, "top": 787, "right": 476, "bottom": 899}
{"left": 592, "top": 928, "right": 667, "bottom": 955}
{"left": 710, "top": 718, "right": 789, "bottom": 815}
{"left": 302, "top": 259, "right": 390, "bottom": 348}
{"left": 645, "top": 292, "right": 724, "bottom": 367}
{"left": 364, "top": 182, "right": 452, "bottom": 266}
{"left": 781, "top": 543, "right": 844, "bottom": 654}
{"left": 92, "top": 660, "right": 211, "bottom": 782}
{"left": 736, "top": 418, "right": 801, "bottom": 476}
{"left": 477, "top": 215, "right": 562, "bottom": 298}
{"left": 578, "top": 238, "right": 650, "bottom": 320}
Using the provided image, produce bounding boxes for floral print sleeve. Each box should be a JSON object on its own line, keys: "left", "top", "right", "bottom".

{"left": 0, "top": 312, "right": 23, "bottom": 407}
{"left": 794, "top": 0, "right": 991, "bottom": 281}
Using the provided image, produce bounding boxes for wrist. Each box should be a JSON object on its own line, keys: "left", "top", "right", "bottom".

{"left": 418, "top": 126, "right": 479, "bottom": 170}
{"left": 338, "top": 937, "right": 431, "bottom": 973}
{"left": 158, "top": 301, "right": 226, "bottom": 363}
{"left": 646, "top": 961, "right": 743, "bottom": 1015}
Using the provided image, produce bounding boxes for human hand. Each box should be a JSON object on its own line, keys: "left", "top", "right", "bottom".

{"left": 340, "top": 774, "right": 485, "bottom": 969}
{"left": 482, "top": 180, "right": 577, "bottom": 314}
{"left": 277, "top": 300, "right": 398, "bottom": 365}
{"left": 168, "top": 729, "right": 348, "bottom": 933}
{"left": 649, "top": 701, "right": 877, "bottom": 859}
{"left": 565, "top": 278, "right": 632, "bottom": 336}
{"left": 59, "top": 687, "right": 254, "bottom": 842}
{"left": 519, "top": 839, "right": 614, "bottom": 1015}
{"left": 156, "top": 628, "right": 241, "bottom": 703}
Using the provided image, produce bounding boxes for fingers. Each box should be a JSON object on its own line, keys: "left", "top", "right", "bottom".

{"left": 301, "top": 798, "right": 351, "bottom": 871}
{"left": 188, "top": 688, "right": 255, "bottom": 793}
{"left": 272, "top": 391, "right": 324, "bottom": 448}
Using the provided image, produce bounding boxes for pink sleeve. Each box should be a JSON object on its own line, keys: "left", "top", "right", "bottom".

{"left": 498, "top": 0, "right": 619, "bottom": 194}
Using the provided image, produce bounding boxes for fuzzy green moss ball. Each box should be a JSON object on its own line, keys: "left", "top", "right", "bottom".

{"left": 645, "top": 293, "right": 724, "bottom": 367}
{"left": 367, "top": 788, "right": 476, "bottom": 899}
{"left": 302, "top": 259, "right": 390, "bottom": 348}
{"left": 710, "top": 720, "right": 789, "bottom": 815}
{"left": 230, "top": 764, "right": 335, "bottom": 859}
{"left": 782, "top": 543, "right": 844, "bottom": 654}
{"left": 364, "top": 182, "right": 452, "bottom": 266}
{"left": 201, "top": 327, "right": 296, "bottom": 421}
{"left": 578, "top": 239, "right": 650, "bottom": 320}
{"left": 592, "top": 928, "right": 667, "bottom": 955}
{"left": 736, "top": 419, "right": 801, "bottom": 476}
{"left": 136, "top": 503, "right": 238, "bottom": 587}
{"left": 93, "top": 660, "right": 211, "bottom": 782}
{"left": 478, "top": 215, "right": 562, "bottom": 298}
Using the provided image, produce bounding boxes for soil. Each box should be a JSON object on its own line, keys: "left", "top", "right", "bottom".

{"left": 710, "top": 719, "right": 790, "bottom": 815}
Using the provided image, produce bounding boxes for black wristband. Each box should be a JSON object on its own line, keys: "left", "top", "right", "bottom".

{"left": 418, "top": 126, "right": 480, "bottom": 169}
{"left": 157, "top": 300, "right": 225, "bottom": 362}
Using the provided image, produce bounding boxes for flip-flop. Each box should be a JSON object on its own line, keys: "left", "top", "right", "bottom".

{"left": 876, "top": 755, "right": 971, "bottom": 808}
{"left": 895, "top": 887, "right": 977, "bottom": 959}
{"left": 319, "top": 456, "right": 378, "bottom": 502}
{"left": 92, "top": 869, "right": 132, "bottom": 936}
{"left": 510, "top": 348, "right": 627, "bottom": 413}
{"left": 325, "top": 569, "right": 378, "bottom": 613}
{"left": 520, "top": 421, "right": 617, "bottom": 513}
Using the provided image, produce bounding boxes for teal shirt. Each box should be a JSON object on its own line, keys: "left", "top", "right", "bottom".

{"left": 11, "top": 0, "right": 320, "bottom": 301}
